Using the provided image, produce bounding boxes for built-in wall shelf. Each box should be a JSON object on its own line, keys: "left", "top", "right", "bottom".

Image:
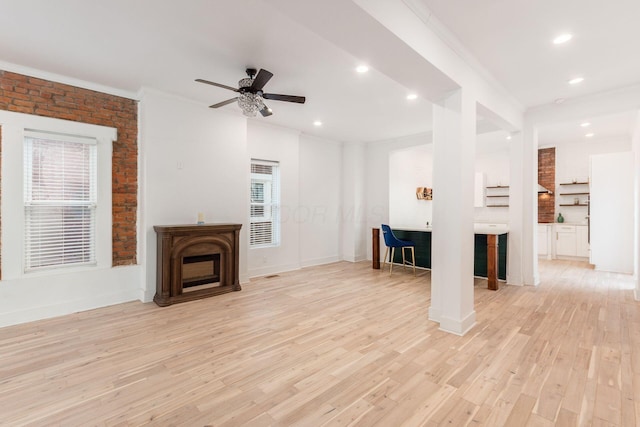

{"left": 557, "top": 181, "right": 589, "bottom": 209}
{"left": 485, "top": 185, "right": 509, "bottom": 208}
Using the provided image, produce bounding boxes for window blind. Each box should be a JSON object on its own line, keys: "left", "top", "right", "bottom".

{"left": 250, "top": 159, "right": 280, "bottom": 247}
{"left": 24, "top": 131, "right": 97, "bottom": 271}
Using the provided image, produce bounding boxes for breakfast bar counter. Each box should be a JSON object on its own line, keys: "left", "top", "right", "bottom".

{"left": 374, "top": 224, "right": 508, "bottom": 290}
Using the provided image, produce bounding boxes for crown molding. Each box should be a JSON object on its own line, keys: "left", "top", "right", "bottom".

{"left": 0, "top": 60, "right": 139, "bottom": 101}
{"left": 401, "top": 0, "right": 524, "bottom": 113}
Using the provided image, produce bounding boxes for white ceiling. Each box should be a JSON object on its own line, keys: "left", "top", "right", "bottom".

{"left": 0, "top": 0, "right": 638, "bottom": 145}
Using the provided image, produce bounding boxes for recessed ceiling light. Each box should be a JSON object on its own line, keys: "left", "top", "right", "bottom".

{"left": 356, "top": 65, "right": 369, "bottom": 73}
{"left": 585, "top": 133, "right": 594, "bottom": 138}
{"left": 406, "top": 93, "right": 418, "bottom": 100}
{"left": 568, "top": 77, "right": 584, "bottom": 85}
{"left": 553, "top": 33, "right": 573, "bottom": 45}
{"left": 506, "top": 135, "right": 512, "bottom": 140}
{"left": 580, "top": 122, "right": 591, "bottom": 127}
{"left": 313, "top": 120, "right": 322, "bottom": 126}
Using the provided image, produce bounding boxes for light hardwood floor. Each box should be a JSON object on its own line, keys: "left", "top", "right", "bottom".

{"left": 0, "top": 260, "right": 638, "bottom": 426}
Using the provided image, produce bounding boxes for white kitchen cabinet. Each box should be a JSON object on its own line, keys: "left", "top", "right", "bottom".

{"left": 555, "top": 225, "right": 577, "bottom": 257}
{"left": 538, "top": 224, "right": 550, "bottom": 257}
{"left": 576, "top": 225, "right": 589, "bottom": 258}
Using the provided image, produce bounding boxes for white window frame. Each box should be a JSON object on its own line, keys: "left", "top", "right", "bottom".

{"left": 250, "top": 159, "right": 280, "bottom": 248}
{"left": 23, "top": 130, "right": 98, "bottom": 271}
{"left": 0, "top": 111, "right": 115, "bottom": 278}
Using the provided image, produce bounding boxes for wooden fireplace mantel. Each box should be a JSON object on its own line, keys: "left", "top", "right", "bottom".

{"left": 154, "top": 223, "right": 242, "bottom": 306}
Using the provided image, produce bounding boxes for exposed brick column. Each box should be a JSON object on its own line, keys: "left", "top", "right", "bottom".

{"left": 0, "top": 71, "right": 138, "bottom": 266}
{"left": 538, "top": 147, "right": 555, "bottom": 223}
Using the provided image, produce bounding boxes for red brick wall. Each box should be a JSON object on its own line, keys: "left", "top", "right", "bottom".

{"left": 538, "top": 147, "right": 556, "bottom": 223}
{"left": 0, "top": 70, "right": 138, "bottom": 267}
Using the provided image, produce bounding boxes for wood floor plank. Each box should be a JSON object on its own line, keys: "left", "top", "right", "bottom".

{"left": 0, "top": 259, "right": 637, "bottom": 425}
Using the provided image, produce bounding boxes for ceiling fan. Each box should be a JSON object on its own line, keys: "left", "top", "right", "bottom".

{"left": 196, "top": 68, "right": 306, "bottom": 117}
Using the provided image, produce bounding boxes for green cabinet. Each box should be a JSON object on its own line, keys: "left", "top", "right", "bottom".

{"left": 388, "top": 229, "right": 507, "bottom": 281}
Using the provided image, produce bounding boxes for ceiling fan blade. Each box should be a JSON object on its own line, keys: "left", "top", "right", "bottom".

{"left": 263, "top": 93, "right": 306, "bottom": 104}
{"left": 209, "top": 98, "right": 238, "bottom": 108}
{"left": 250, "top": 69, "right": 273, "bottom": 92}
{"left": 259, "top": 105, "right": 273, "bottom": 117}
{"left": 195, "top": 78, "right": 238, "bottom": 92}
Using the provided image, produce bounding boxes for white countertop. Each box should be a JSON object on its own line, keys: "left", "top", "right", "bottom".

{"left": 539, "top": 222, "right": 588, "bottom": 226}
{"left": 392, "top": 223, "right": 508, "bottom": 235}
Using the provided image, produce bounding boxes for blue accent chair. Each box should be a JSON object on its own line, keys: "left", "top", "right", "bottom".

{"left": 381, "top": 224, "right": 416, "bottom": 275}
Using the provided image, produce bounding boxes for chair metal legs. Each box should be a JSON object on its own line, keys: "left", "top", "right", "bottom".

{"left": 381, "top": 246, "right": 416, "bottom": 276}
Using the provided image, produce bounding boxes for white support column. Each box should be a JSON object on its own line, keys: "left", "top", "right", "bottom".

{"left": 341, "top": 142, "right": 366, "bottom": 262}
{"left": 507, "top": 132, "right": 524, "bottom": 286}
{"left": 632, "top": 111, "right": 640, "bottom": 299}
{"left": 521, "top": 121, "right": 539, "bottom": 286}
{"left": 430, "top": 89, "right": 477, "bottom": 335}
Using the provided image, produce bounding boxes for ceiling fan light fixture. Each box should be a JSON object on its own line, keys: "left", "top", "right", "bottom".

{"left": 238, "top": 92, "right": 263, "bottom": 117}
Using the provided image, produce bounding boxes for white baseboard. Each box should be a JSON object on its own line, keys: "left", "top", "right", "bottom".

{"left": 0, "top": 265, "right": 142, "bottom": 328}
{"left": 248, "top": 263, "right": 301, "bottom": 279}
{"left": 438, "top": 310, "right": 477, "bottom": 336}
{"left": 300, "top": 255, "right": 341, "bottom": 268}
{"left": 0, "top": 290, "right": 138, "bottom": 328}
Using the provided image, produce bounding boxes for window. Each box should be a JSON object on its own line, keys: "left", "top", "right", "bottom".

{"left": 250, "top": 159, "right": 280, "bottom": 247}
{"left": 24, "top": 130, "right": 97, "bottom": 271}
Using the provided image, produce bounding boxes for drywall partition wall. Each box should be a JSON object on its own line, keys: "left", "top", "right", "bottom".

{"left": 555, "top": 137, "right": 630, "bottom": 224}
{"left": 365, "top": 133, "right": 431, "bottom": 261}
{"left": 247, "top": 121, "right": 301, "bottom": 277}
{"left": 0, "top": 71, "right": 141, "bottom": 327}
{"left": 298, "top": 134, "right": 342, "bottom": 267}
{"left": 387, "top": 137, "right": 511, "bottom": 229}
{"left": 139, "top": 89, "right": 249, "bottom": 300}
{"left": 633, "top": 111, "right": 640, "bottom": 300}
{"left": 0, "top": 70, "right": 138, "bottom": 267}
{"left": 0, "top": 111, "right": 140, "bottom": 327}
{"left": 342, "top": 142, "right": 366, "bottom": 262}
{"left": 590, "top": 151, "right": 634, "bottom": 274}
{"left": 475, "top": 144, "right": 510, "bottom": 224}
{"left": 389, "top": 144, "right": 433, "bottom": 228}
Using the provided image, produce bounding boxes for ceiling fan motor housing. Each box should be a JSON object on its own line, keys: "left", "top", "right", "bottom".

{"left": 245, "top": 68, "right": 257, "bottom": 78}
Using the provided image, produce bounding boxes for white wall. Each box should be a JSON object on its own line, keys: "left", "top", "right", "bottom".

{"left": 475, "top": 140, "right": 510, "bottom": 224}
{"left": 139, "top": 88, "right": 249, "bottom": 300}
{"left": 342, "top": 142, "right": 366, "bottom": 262}
{"left": 246, "top": 122, "right": 301, "bottom": 276}
{"left": 364, "top": 133, "right": 431, "bottom": 260}
{"left": 389, "top": 144, "right": 433, "bottom": 228}
{"left": 386, "top": 133, "right": 511, "bottom": 229}
{"left": 590, "top": 151, "right": 634, "bottom": 274}
{"left": 246, "top": 122, "right": 344, "bottom": 276}
{"left": 299, "top": 135, "right": 342, "bottom": 267}
{"left": 633, "top": 111, "right": 640, "bottom": 299}
{"left": 0, "top": 111, "right": 141, "bottom": 327}
{"left": 553, "top": 137, "right": 630, "bottom": 224}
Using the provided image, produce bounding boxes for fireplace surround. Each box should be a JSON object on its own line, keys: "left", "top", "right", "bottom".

{"left": 154, "top": 223, "right": 242, "bottom": 306}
